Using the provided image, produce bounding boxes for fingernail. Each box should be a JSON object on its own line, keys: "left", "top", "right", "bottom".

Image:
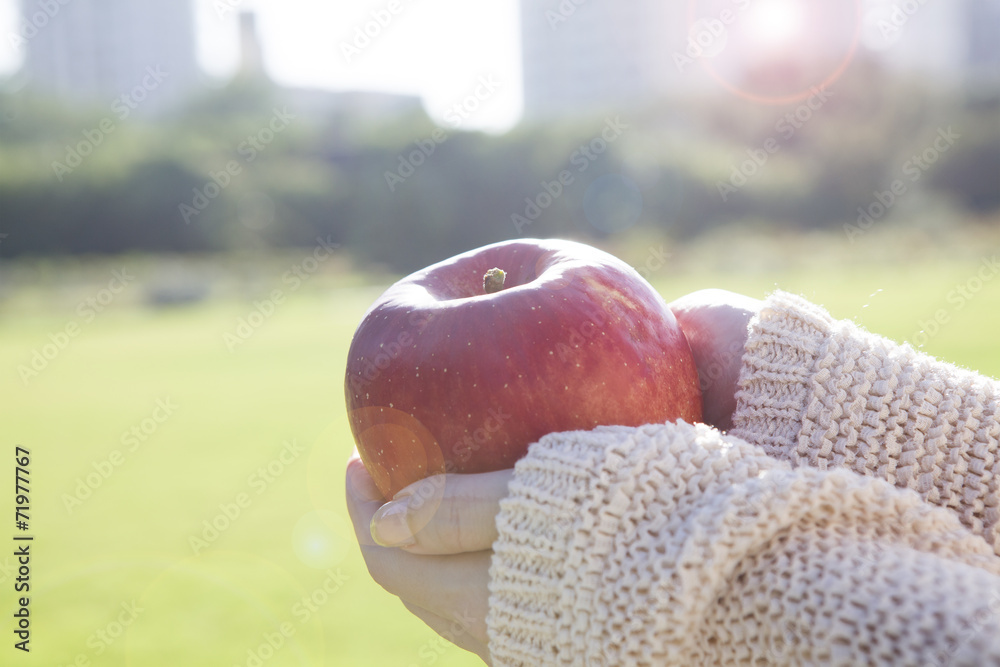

{"left": 370, "top": 499, "right": 416, "bottom": 547}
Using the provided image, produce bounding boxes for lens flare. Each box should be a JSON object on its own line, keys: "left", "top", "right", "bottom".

{"left": 292, "top": 510, "right": 352, "bottom": 570}
{"left": 745, "top": 0, "right": 807, "bottom": 51}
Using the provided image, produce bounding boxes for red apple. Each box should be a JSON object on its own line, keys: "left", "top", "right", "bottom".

{"left": 345, "top": 238, "right": 702, "bottom": 499}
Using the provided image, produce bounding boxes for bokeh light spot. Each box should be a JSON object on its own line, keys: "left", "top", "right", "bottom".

{"left": 292, "top": 510, "right": 351, "bottom": 570}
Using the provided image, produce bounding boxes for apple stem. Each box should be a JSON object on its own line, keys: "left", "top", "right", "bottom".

{"left": 483, "top": 268, "right": 506, "bottom": 294}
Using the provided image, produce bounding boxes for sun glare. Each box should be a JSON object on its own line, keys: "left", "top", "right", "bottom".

{"left": 744, "top": 0, "right": 807, "bottom": 51}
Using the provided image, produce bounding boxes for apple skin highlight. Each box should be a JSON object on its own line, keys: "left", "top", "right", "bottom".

{"left": 345, "top": 238, "right": 702, "bottom": 499}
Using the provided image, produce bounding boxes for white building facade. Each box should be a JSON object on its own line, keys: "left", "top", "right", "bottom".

{"left": 18, "top": 0, "right": 201, "bottom": 111}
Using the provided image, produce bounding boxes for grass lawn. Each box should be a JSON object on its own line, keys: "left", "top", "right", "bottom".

{"left": 0, "top": 240, "right": 997, "bottom": 666}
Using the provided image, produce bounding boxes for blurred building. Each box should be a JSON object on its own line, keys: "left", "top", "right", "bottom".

{"left": 521, "top": 0, "right": 1000, "bottom": 119}
{"left": 237, "top": 11, "right": 266, "bottom": 79}
{"left": 966, "top": 0, "right": 1000, "bottom": 84}
{"left": 233, "top": 10, "right": 422, "bottom": 122}
{"left": 862, "top": 1, "right": 961, "bottom": 79}
{"left": 519, "top": 0, "right": 689, "bottom": 119}
{"left": 862, "top": 0, "right": 1000, "bottom": 87}
{"left": 19, "top": 0, "right": 201, "bottom": 111}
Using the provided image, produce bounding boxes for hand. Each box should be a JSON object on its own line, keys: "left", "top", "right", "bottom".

{"left": 669, "top": 289, "right": 762, "bottom": 432}
{"left": 345, "top": 453, "right": 513, "bottom": 665}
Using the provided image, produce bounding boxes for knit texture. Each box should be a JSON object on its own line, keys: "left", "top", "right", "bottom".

{"left": 487, "top": 421, "right": 1000, "bottom": 665}
{"left": 486, "top": 292, "right": 1000, "bottom": 665}
{"left": 731, "top": 291, "right": 1000, "bottom": 553}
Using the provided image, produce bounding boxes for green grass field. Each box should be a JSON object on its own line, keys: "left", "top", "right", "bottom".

{"left": 1, "top": 236, "right": 998, "bottom": 666}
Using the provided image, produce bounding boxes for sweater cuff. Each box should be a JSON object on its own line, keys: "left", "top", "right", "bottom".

{"left": 730, "top": 291, "right": 1000, "bottom": 552}
{"left": 485, "top": 424, "right": 622, "bottom": 665}
{"left": 486, "top": 417, "right": 1000, "bottom": 666}
{"left": 485, "top": 420, "right": 781, "bottom": 666}
{"left": 730, "top": 290, "right": 839, "bottom": 458}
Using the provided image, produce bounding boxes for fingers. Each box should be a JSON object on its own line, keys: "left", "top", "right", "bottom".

{"left": 345, "top": 456, "right": 385, "bottom": 547}
{"left": 669, "top": 288, "right": 761, "bottom": 314}
{"left": 668, "top": 290, "right": 762, "bottom": 431}
{"left": 372, "top": 469, "right": 514, "bottom": 555}
{"left": 359, "top": 548, "right": 491, "bottom": 645}
{"left": 348, "top": 524, "right": 493, "bottom": 653}
{"left": 345, "top": 455, "right": 495, "bottom": 655}
{"left": 360, "top": 543, "right": 491, "bottom": 624}
{"left": 347, "top": 455, "right": 513, "bottom": 554}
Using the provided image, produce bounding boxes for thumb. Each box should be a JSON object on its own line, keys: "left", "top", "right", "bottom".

{"left": 370, "top": 469, "right": 514, "bottom": 554}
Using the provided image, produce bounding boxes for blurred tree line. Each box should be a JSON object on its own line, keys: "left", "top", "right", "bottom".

{"left": 0, "top": 59, "right": 997, "bottom": 273}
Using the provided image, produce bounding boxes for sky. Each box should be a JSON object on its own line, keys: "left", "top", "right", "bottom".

{"left": 0, "top": 0, "right": 524, "bottom": 131}
{"left": 0, "top": 0, "right": 975, "bottom": 130}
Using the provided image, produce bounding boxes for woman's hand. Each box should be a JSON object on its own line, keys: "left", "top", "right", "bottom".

{"left": 669, "top": 289, "right": 762, "bottom": 432}
{"left": 344, "top": 288, "right": 759, "bottom": 665}
{"left": 345, "top": 453, "right": 513, "bottom": 665}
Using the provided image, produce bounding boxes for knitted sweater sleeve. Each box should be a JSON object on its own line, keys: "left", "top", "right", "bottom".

{"left": 730, "top": 291, "right": 1000, "bottom": 553}
{"left": 486, "top": 421, "right": 1000, "bottom": 666}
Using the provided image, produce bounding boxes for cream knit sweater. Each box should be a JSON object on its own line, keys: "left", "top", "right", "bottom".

{"left": 486, "top": 292, "right": 1000, "bottom": 666}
